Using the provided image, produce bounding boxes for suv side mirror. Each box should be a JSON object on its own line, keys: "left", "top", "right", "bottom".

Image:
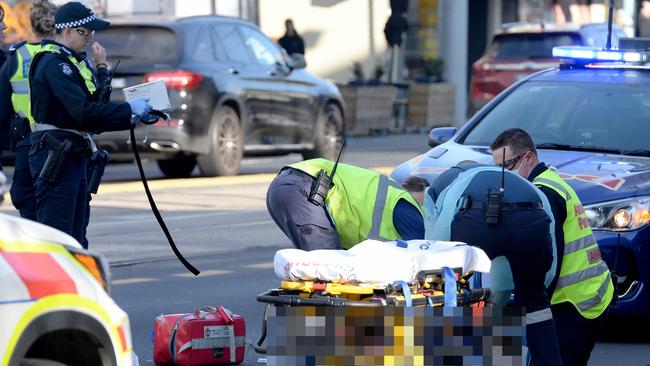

{"left": 428, "top": 127, "right": 457, "bottom": 147}
{"left": 289, "top": 54, "right": 307, "bottom": 69}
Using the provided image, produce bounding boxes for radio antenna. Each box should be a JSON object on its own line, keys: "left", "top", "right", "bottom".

{"left": 330, "top": 139, "right": 346, "bottom": 180}
{"left": 500, "top": 148, "right": 506, "bottom": 192}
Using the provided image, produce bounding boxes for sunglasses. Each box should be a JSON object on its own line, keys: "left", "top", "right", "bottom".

{"left": 74, "top": 28, "right": 95, "bottom": 37}
{"left": 498, "top": 152, "right": 527, "bottom": 170}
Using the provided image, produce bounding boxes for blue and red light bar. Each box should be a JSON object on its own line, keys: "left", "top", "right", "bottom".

{"left": 552, "top": 46, "right": 647, "bottom": 63}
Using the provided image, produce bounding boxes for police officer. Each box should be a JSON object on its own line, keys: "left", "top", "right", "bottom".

{"left": 0, "top": 0, "right": 58, "bottom": 220}
{"left": 28, "top": 1, "right": 153, "bottom": 245}
{"left": 266, "top": 158, "right": 424, "bottom": 251}
{"left": 425, "top": 163, "right": 562, "bottom": 366}
{"left": 491, "top": 128, "right": 614, "bottom": 366}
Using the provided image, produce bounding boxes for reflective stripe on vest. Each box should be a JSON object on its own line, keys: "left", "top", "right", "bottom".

{"left": 12, "top": 44, "right": 97, "bottom": 124}
{"left": 33, "top": 44, "right": 97, "bottom": 94}
{"left": 533, "top": 168, "right": 614, "bottom": 319}
{"left": 288, "top": 158, "right": 422, "bottom": 248}
{"left": 555, "top": 261, "right": 609, "bottom": 289}
{"left": 10, "top": 44, "right": 42, "bottom": 121}
{"left": 565, "top": 233, "right": 598, "bottom": 255}
{"left": 367, "top": 175, "right": 406, "bottom": 240}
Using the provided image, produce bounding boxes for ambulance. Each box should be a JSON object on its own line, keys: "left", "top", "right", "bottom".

{"left": 0, "top": 213, "right": 136, "bottom": 365}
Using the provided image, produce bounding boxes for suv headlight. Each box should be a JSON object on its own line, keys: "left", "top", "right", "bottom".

{"left": 585, "top": 196, "right": 650, "bottom": 231}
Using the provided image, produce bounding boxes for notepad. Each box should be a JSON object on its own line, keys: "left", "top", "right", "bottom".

{"left": 122, "top": 79, "right": 171, "bottom": 111}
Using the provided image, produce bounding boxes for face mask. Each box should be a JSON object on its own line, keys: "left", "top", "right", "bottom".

{"left": 514, "top": 154, "right": 528, "bottom": 178}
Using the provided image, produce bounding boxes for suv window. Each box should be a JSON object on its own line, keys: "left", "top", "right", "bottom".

{"left": 214, "top": 24, "right": 251, "bottom": 64}
{"left": 239, "top": 26, "right": 286, "bottom": 67}
{"left": 462, "top": 79, "right": 650, "bottom": 152}
{"left": 94, "top": 26, "right": 178, "bottom": 69}
{"left": 487, "top": 33, "right": 581, "bottom": 60}
{"left": 187, "top": 25, "right": 216, "bottom": 62}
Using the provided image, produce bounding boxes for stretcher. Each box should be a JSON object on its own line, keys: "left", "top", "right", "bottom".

{"left": 253, "top": 267, "right": 493, "bottom": 354}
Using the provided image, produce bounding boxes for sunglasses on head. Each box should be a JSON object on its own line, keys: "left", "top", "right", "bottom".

{"left": 74, "top": 28, "right": 94, "bottom": 37}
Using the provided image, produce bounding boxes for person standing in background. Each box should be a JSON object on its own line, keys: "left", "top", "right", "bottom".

{"left": 278, "top": 19, "right": 305, "bottom": 56}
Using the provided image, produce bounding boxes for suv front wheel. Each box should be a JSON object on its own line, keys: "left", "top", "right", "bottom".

{"left": 197, "top": 105, "right": 243, "bottom": 176}
{"left": 302, "top": 103, "right": 344, "bottom": 161}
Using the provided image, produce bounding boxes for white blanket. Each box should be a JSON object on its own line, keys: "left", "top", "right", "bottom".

{"left": 274, "top": 239, "right": 491, "bottom": 286}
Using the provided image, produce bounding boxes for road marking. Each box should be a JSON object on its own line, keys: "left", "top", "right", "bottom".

{"left": 245, "top": 262, "right": 274, "bottom": 269}
{"left": 96, "top": 166, "right": 395, "bottom": 194}
{"left": 112, "top": 277, "right": 158, "bottom": 285}
{"left": 90, "top": 209, "right": 262, "bottom": 228}
{"left": 174, "top": 269, "right": 233, "bottom": 278}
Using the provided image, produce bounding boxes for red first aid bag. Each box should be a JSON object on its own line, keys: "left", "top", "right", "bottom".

{"left": 153, "top": 306, "right": 246, "bottom": 365}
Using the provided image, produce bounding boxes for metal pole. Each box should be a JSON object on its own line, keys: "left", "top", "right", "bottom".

{"left": 211, "top": 0, "right": 216, "bottom": 15}
{"left": 368, "top": 0, "right": 376, "bottom": 71}
{"left": 606, "top": 0, "right": 615, "bottom": 49}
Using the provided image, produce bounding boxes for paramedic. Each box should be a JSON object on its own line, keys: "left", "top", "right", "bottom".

{"left": 491, "top": 128, "right": 613, "bottom": 366}
{"left": 28, "top": 1, "right": 153, "bottom": 244}
{"left": 266, "top": 158, "right": 425, "bottom": 251}
{"left": 425, "top": 163, "right": 562, "bottom": 366}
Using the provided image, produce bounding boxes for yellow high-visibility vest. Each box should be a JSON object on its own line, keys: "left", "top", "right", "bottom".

{"left": 289, "top": 158, "right": 422, "bottom": 249}
{"left": 534, "top": 168, "right": 614, "bottom": 319}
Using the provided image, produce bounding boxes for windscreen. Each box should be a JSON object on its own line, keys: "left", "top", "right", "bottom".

{"left": 462, "top": 79, "right": 650, "bottom": 153}
{"left": 93, "top": 26, "right": 179, "bottom": 71}
{"left": 488, "top": 33, "right": 581, "bottom": 60}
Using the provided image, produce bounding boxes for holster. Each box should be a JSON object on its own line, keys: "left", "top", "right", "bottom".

{"left": 38, "top": 133, "right": 72, "bottom": 183}
{"left": 87, "top": 149, "right": 109, "bottom": 194}
{"left": 9, "top": 117, "right": 31, "bottom": 151}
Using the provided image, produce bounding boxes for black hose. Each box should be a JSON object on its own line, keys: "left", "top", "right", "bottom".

{"left": 129, "top": 126, "right": 199, "bottom": 275}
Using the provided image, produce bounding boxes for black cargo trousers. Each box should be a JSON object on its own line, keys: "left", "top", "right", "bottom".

{"left": 451, "top": 207, "right": 563, "bottom": 366}
{"left": 266, "top": 168, "right": 342, "bottom": 251}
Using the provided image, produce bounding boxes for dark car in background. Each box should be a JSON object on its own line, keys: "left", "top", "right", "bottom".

{"left": 93, "top": 16, "right": 345, "bottom": 177}
{"left": 470, "top": 22, "right": 626, "bottom": 113}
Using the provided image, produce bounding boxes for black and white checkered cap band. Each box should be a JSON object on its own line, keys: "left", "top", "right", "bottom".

{"left": 55, "top": 14, "right": 96, "bottom": 30}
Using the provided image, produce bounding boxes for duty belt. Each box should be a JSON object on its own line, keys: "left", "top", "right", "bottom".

{"left": 34, "top": 122, "right": 98, "bottom": 153}
{"left": 280, "top": 167, "right": 314, "bottom": 181}
{"left": 465, "top": 200, "right": 543, "bottom": 211}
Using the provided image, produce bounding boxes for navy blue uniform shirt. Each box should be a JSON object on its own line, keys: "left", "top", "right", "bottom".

{"left": 392, "top": 198, "right": 425, "bottom": 240}
{"left": 29, "top": 40, "right": 131, "bottom": 133}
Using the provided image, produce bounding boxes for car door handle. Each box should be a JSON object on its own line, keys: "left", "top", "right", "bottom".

{"left": 266, "top": 70, "right": 276, "bottom": 77}
{"left": 228, "top": 67, "right": 239, "bottom": 75}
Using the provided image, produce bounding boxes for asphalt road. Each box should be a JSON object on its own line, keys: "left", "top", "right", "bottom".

{"left": 1, "top": 132, "right": 649, "bottom": 365}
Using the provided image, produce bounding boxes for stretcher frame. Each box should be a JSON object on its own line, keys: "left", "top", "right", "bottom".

{"left": 254, "top": 267, "right": 493, "bottom": 354}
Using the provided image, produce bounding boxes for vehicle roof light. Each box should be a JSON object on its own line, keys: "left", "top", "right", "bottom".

{"left": 596, "top": 51, "right": 623, "bottom": 61}
{"left": 552, "top": 46, "right": 647, "bottom": 64}
{"left": 623, "top": 52, "right": 642, "bottom": 62}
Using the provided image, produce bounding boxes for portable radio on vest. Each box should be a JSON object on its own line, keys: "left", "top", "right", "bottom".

{"left": 309, "top": 139, "right": 346, "bottom": 206}
{"left": 486, "top": 148, "right": 506, "bottom": 225}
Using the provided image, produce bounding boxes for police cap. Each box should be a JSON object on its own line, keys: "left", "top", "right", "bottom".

{"left": 55, "top": 1, "right": 109, "bottom": 31}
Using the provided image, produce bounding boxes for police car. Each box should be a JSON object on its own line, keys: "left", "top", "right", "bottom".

{"left": 0, "top": 213, "right": 136, "bottom": 365}
{"left": 392, "top": 38, "right": 650, "bottom": 318}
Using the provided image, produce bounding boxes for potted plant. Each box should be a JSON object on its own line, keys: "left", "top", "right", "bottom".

{"left": 337, "top": 62, "right": 398, "bottom": 136}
